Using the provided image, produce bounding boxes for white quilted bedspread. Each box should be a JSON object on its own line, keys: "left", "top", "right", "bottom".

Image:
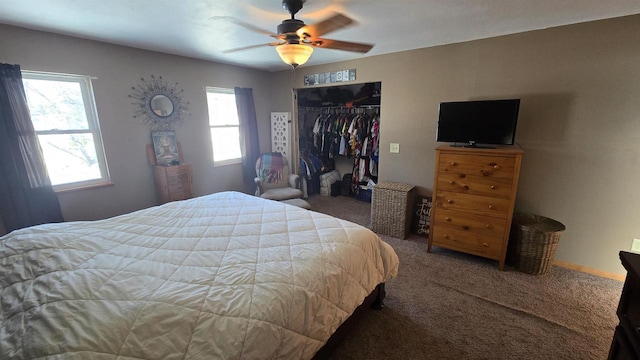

{"left": 0, "top": 191, "right": 399, "bottom": 359}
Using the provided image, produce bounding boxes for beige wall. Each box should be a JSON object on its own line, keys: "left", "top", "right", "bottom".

{"left": 0, "top": 24, "right": 273, "bottom": 223}
{"left": 270, "top": 15, "right": 640, "bottom": 275}
{"left": 2, "top": 15, "right": 639, "bottom": 275}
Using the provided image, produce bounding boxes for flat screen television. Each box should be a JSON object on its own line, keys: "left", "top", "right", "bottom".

{"left": 436, "top": 99, "right": 520, "bottom": 147}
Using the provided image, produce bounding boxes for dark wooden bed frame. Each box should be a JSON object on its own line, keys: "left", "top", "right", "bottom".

{"left": 312, "top": 283, "right": 386, "bottom": 359}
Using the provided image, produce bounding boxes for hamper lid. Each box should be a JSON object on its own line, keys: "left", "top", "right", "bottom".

{"left": 376, "top": 181, "right": 414, "bottom": 192}
{"left": 512, "top": 213, "right": 566, "bottom": 233}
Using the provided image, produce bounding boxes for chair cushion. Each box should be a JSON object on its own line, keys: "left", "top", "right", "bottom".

{"left": 281, "top": 198, "right": 311, "bottom": 209}
{"left": 260, "top": 187, "right": 303, "bottom": 201}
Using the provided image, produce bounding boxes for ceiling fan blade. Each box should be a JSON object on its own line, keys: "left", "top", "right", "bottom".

{"left": 225, "top": 17, "right": 279, "bottom": 38}
{"left": 223, "top": 42, "right": 281, "bottom": 54}
{"left": 312, "top": 38, "right": 374, "bottom": 53}
{"left": 297, "top": 13, "right": 354, "bottom": 38}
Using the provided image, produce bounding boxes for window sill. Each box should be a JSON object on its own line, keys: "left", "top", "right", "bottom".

{"left": 214, "top": 158, "right": 242, "bottom": 167}
{"left": 54, "top": 181, "right": 114, "bottom": 194}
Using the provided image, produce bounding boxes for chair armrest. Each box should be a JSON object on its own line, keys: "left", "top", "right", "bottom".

{"left": 254, "top": 177, "right": 264, "bottom": 196}
{"left": 289, "top": 174, "right": 300, "bottom": 189}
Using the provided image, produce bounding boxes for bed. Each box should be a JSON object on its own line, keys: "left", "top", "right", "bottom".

{"left": 0, "top": 191, "right": 399, "bottom": 359}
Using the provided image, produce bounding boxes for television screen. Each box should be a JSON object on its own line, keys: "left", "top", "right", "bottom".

{"left": 436, "top": 99, "right": 520, "bottom": 146}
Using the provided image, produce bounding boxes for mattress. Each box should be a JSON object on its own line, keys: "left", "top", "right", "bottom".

{"left": 0, "top": 191, "right": 399, "bottom": 359}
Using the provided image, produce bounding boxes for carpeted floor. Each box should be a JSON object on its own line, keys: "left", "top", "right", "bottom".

{"left": 305, "top": 195, "right": 624, "bottom": 360}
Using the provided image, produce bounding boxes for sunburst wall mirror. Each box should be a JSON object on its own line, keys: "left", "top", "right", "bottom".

{"left": 129, "top": 75, "right": 188, "bottom": 130}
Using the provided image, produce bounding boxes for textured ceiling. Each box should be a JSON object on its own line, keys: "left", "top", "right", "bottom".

{"left": 1, "top": 0, "right": 639, "bottom": 72}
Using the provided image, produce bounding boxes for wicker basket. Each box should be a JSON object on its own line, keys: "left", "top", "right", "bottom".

{"left": 509, "top": 213, "right": 566, "bottom": 275}
{"left": 371, "top": 182, "right": 415, "bottom": 239}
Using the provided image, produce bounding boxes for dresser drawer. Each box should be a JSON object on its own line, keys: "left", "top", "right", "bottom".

{"left": 433, "top": 209, "right": 507, "bottom": 238}
{"left": 153, "top": 164, "right": 194, "bottom": 204}
{"left": 437, "top": 173, "right": 513, "bottom": 199}
{"left": 166, "top": 166, "right": 190, "bottom": 180}
{"left": 168, "top": 182, "right": 191, "bottom": 193}
{"left": 432, "top": 226, "right": 502, "bottom": 259}
{"left": 434, "top": 191, "right": 511, "bottom": 218}
{"left": 167, "top": 172, "right": 191, "bottom": 187}
{"left": 439, "top": 153, "right": 517, "bottom": 180}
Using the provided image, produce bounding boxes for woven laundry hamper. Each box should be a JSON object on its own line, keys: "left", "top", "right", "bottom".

{"left": 371, "top": 181, "right": 415, "bottom": 239}
{"left": 509, "top": 213, "right": 566, "bottom": 275}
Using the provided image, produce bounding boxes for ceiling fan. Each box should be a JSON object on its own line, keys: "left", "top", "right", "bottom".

{"left": 226, "top": 0, "right": 374, "bottom": 67}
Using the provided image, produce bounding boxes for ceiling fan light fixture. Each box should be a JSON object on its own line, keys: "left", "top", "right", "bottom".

{"left": 276, "top": 43, "right": 313, "bottom": 67}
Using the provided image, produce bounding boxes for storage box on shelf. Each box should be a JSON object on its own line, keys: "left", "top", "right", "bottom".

{"left": 427, "top": 145, "right": 523, "bottom": 270}
{"left": 371, "top": 181, "right": 415, "bottom": 239}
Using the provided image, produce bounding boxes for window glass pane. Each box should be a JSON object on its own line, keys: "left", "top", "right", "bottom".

{"left": 211, "top": 127, "right": 242, "bottom": 162}
{"left": 206, "top": 91, "right": 239, "bottom": 126}
{"left": 37, "top": 133, "right": 101, "bottom": 185}
{"left": 23, "top": 78, "right": 89, "bottom": 131}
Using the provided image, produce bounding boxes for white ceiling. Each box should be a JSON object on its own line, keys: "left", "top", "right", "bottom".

{"left": 1, "top": 0, "right": 640, "bottom": 72}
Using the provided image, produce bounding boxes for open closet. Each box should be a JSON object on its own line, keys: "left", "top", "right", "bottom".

{"left": 296, "top": 82, "right": 381, "bottom": 200}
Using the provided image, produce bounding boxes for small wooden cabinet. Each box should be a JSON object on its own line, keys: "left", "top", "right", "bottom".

{"left": 153, "top": 164, "right": 194, "bottom": 204}
{"left": 608, "top": 251, "right": 640, "bottom": 360}
{"left": 427, "top": 145, "right": 523, "bottom": 270}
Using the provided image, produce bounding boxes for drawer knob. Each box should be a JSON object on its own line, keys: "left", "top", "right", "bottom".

{"left": 488, "top": 205, "right": 494, "bottom": 209}
{"left": 451, "top": 162, "right": 457, "bottom": 166}
{"left": 486, "top": 224, "right": 492, "bottom": 229}
{"left": 445, "top": 217, "right": 451, "bottom": 222}
{"left": 459, "top": 173, "right": 466, "bottom": 178}
{"left": 482, "top": 242, "right": 489, "bottom": 247}
{"left": 447, "top": 200, "right": 454, "bottom": 204}
{"left": 462, "top": 225, "right": 470, "bottom": 231}
{"left": 444, "top": 234, "right": 450, "bottom": 239}
{"left": 490, "top": 185, "right": 496, "bottom": 190}
{"left": 449, "top": 180, "right": 454, "bottom": 184}
{"left": 493, "top": 165, "right": 499, "bottom": 170}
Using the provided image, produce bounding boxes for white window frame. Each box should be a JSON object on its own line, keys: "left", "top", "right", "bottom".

{"left": 22, "top": 71, "right": 111, "bottom": 192}
{"left": 205, "top": 86, "right": 242, "bottom": 167}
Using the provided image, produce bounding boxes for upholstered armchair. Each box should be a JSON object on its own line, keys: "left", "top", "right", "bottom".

{"left": 254, "top": 152, "right": 303, "bottom": 201}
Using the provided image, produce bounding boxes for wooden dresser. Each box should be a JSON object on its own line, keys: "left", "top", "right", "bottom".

{"left": 146, "top": 142, "right": 194, "bottom": 204}
{"left": 427, "top": 145, "right": 523, "bottom": 270}
{"left": 153, "top": 164, "right": 194, "bottom": 204}
{"left": 608, "top": 251, "right": 640, "bottom": 359}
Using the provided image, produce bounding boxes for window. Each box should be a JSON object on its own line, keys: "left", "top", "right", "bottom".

{"left": 205, "top": 87, "right": 242, "bottom": 166}
{"left": 22, "top": 72, "right": 110, "bottom": 191}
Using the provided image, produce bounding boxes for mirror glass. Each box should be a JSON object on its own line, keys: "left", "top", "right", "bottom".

{"left": 150, "top": 94, "right": 174, "bottom": 118}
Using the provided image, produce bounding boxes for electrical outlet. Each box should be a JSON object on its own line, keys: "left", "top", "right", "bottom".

{"left": 390, "top": 143, "right": 400, "bottom": 153}
{"left": 632, "top": 239, "right": 640, "bottom": 252}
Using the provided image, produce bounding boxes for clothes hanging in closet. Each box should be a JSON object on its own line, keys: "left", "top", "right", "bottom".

{"left": 299, "top": 151, "right": 324, "bottom": 196}
{"left": 301, "top": 107, "right": 380, "bottom": 195}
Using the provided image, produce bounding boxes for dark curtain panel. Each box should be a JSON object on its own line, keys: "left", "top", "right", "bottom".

{"left": 0, "top": 63, "right": 63, "bottom": 232}
{"left": 234, "top": 87, "right": 261, "bottom": 185}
